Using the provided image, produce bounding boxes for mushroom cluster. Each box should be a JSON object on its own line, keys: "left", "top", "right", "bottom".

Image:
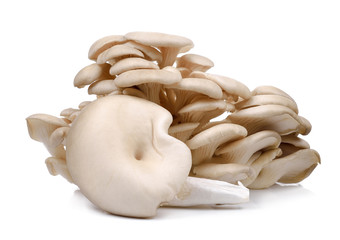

{"left": 27, "top": 31, "right": 320, "bottom": 218}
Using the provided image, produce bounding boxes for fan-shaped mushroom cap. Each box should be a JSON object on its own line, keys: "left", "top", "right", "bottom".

{"left": 26, "top": 114, "right": 69, "bottom": 159}
{"left": 125, "top": 31, "right": 194, "bottom": 68}
{"left": 74, "top": 63, "right": 111, "bottom": 88}
{"left": 88, "top": 35, "right": 127, "bottom": 60}
{"left": 123, "top": 41, "right": 162, "bottom": 63}
{"left": 190, "top": 72, "right": 251, "bottom": 100}
{"left": 122, "top": 87, "right": 147, "bottom": 99}
{"left": 215, "top": 130, "right": 281, "bottom": 164}
{"left": 96, "top": 45, "right": 144, "bottom": 65}
{"left": 227, "top": 105, "right": 309, "bottom": 135}
{"left": 66, "top": 95, "right": 192, "bottom": 218}
{"left": 241, "top": 148, "right": 282, "bottom": 187}
{"left": 114, "top": 68, "right": 181, "bottom": 87}
{"left": 186, "top": 123, "right": 247, "bottom": 165}
{"left": 235, "top": 94, "right": 299, "bottom": 114}
{"left": 247, "top": 149, "right": 320, "bottom": 189}
{"left": 109, "top": 57, "right": 159, "bottom": 76}
{"left": 166, "top": 77, "right": 223, "bottom": 100}
{"left": 88, "top": 79, "right": 120, "bottom": 96}
{"left": 176, "top": 54, "right": 214, "bottom": 72}
{"left": 252, "top": 85, "right": 295, "bottom": 102}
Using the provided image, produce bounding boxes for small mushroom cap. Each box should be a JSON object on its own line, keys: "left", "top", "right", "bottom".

{"left": 235, "top": 94, "right": 299, "bottom": 114}
{"left": 252, "top": 85, "right": 295, "bottom": 102}
{"left": 88, "top": 79, "right": 120, "bottom": 95}
{"left": 166, "top": 78, "right": 223, "bottom": 100}
{"left": 123, "top": 41, "right": 162, "bottom": 63}
{"left": 186, "top": 123, "right": 247, "bottom": 150}
{"left": 248, "top": 149, "right": 320, "bottom": 189}
{"left": 88, "top": 35, "right": 127, "bottom": 60}
{"left": 177, "top": 54, "right": 214, "bottom": 72}
{"left": 168, "top": 122, "right": 200, "bottom": 142}
{"left": 114, "top": 68, "right": 182, "bottom": 87}
{"left": 45, "top": 157, "right": 73, "bottom": 183}
{"left": 125, "top": 31, "right": 194, "bottom": 49}
{"left": 178, "top": 99, "right": 234, "bottom": 114}
{"left": 74, "top": 63, "right": 111, "bottom": 88}
{"left": 215, "top": 130, "right": 281, "bottom": 164}
{"left": 109, "top": 57, "right": 159, "bottom": 76}
{"left": 96, "top": 45, "right": 144, "bottom": 64}
{"left": 66, "top": 95, "right": 192, "bottom": 218}
{"left": 227, "top": 104, "right": 308, "bottom": 135}
{"left": 26, "top": 114, "right": 68, "bottom": 159}
{"left": 190, "top": 72, "right": 252, "bottom": 100}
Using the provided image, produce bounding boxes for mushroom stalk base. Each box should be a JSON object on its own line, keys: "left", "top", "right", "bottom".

{"left": 163, "top": 177, "right": 249, "bottom": 207}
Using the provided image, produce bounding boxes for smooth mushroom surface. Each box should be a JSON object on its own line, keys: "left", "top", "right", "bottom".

{"left": 27, "top": 31, "right": 321, "bottom": 218}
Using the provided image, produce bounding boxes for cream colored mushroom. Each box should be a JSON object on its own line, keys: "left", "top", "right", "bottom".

{"left": 114, "top": 67, "right": 182, "bottom": 104}
{"left": 189, "top": 71, "right": 252, "bottom": 101}
{"left": 66, "top": 95, "right": 248, "bottom": 217}
{"left": 215, "top": 130, "right": 281, "bottom": 164}
{"left": 252, "top": 85, "right": 296, "bottom": 102}
{"left": 122, "top": 41, "right": 162, "bottom": 63}
{"left": 176, "top": 53, "right": 214, "bottom": 72}
{"left": 227, "top": 105, "right": 309, "bottom": 135}
{"left": 125, "top": 31, "right": 194, "bottom": 68}
{"left": 88, "top": 35, "right": 127, "bottom": 60}
{"left": 165, "top": 77, "right": 223, "bottom": 114}
{"left": 88, "top": 79, "right": 121, "bottom": 96}
{"left": 248, "top": 149, "right": 320, "bottom": 189}
{"left": 186, "top": 123, "right": 247, "bottom": 165}
{"left": 26, "top": 114, "right": 69, "bottom": 159}
{"left": 74, "top": 63, "right": 112, "bottom": 88}
{"left": 96, "top": 45, "right": 144, "bottom": 65}
{"left": 109, "top": 57, "right": 159, "bottom": 76}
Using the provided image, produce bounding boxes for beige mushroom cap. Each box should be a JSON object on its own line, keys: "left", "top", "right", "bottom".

{"left": 74, "top": 63, "right": 111, "bottom": 88}
{"left": 215, "top": 130, "right": 281, "bottom": 165}
{"left": 252, "top": 85, "right": 295, "bottom": 102}
{"left": 88, "top": 79, "right": 120, "bottom": 96}
{"left": 109, "top": 57, "right": 159, "bottom": 76}
{"left": 114, "top": 68, "right": 182, "bottom": 87}
{"left": 96, "top": 45, "right": 144, "bottom": 65}
{"left": 190, "top": 72, "right": 252, "bottom": 100}
{"left": 177, "top": 54, "right": 214, "bottom": 72}
{"left": 26, "top": 114, "right": 69, "bottom": 159}
{"left": 88, "top": 35, "right": 127, "bottom": 60}
{"left": 125, "top": 31, "right": 194, "bottom": 67}
{"left": 227, "top": 104, "right": 309, "bottom": 135}
{"left": 66, "top": 95, "right": 192, "bottom": 218}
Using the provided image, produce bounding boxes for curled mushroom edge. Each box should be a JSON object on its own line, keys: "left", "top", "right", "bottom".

{"left": 27, "top": 31, "right": 321, "bottom": 218}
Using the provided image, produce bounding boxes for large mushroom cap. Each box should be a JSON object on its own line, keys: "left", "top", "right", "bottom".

{"left": 66, "top": 95, "right": 192, "bottom": 218}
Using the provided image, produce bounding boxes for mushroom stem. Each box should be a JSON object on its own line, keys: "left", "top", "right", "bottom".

{"left": 164, "top": 177, "right": 249, "bottom": 207}
{"left": 138, "top": 83, "right": 162, "bottom": 104}
{"left": 159, "top": 47, "right": 179, "bottom": 68}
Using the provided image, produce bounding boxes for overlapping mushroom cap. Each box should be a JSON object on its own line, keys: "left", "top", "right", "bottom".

{"left": 27, "top": 31, "right": 320, "bottom": 218}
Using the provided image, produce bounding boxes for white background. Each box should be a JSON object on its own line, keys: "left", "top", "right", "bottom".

{"left": 1, "top": 0, "right": 339, "bottom": 239}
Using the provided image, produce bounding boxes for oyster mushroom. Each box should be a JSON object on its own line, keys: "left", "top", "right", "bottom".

{"left": 66, "top": 95, "right": 248, "bottom": 217}
{"left": 186, "top": 123, "right": 247, "bottom": 165}
{"left": 96, "top": 44, "right": 144, "bottom": 65}
{"left": 125, "top": 31, "right": 194, "bottom": 68}
{"left": 88, "top": 35, "right": 127, "bottom": 60}
{"left": 109, "top": 57, "right": 159, "bottom": 76}
{"left": 114, "top": 67, "right": 182, "bottom": 104}
{"left": 73, "top": 63, "right": 112, "bottom": 88}
{"left": 176, "top": 53, "right": 214, "bottom": 72}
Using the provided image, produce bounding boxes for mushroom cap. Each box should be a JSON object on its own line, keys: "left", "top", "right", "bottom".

{"left": 114, "top": 68, "right": 182, "bottom": 87}
{"left": 125, "top": 31, "right": 194, "bottom": 50}
{"left": 88, "top": 79, "right": 120, "bottom": 95}
{"left": 235, "top": 94, "right": 299, "bottom": 114}
{"left": 166, "top": 78, "right": 223, "bottom": 100}
{"left": 186, "top": 123, "right": 247, "bottom": 150}
{"left": 227, "top": 104, "right": 308, "bottom": 135}
{"left": 123, "top": 41, "right": 162, "bottom": 63}
{"left": 88, "top": 35, "right": 127, "bottom": 60}
{"left": 178, "top": 99, "right": 233, "bottom": 114}
{"left": 74, "top": 63, "right": 111, "bottom": 88}
{"left": 176, "top": 54, "right": 214, "bottom": 72}
{"left": 252, "top": 85, "right": 295, "bottom": 102}
{"left": 96, "top": 45, "right": 144, "bottom": 65}
{"left": 190, "top": 72, "right": 252, "bottom": 100}
{"left": 66, "top": 95, "right": 192, "bottom": 218}
{"left": 109, "top": 57, "right": 159, "bottom": 76}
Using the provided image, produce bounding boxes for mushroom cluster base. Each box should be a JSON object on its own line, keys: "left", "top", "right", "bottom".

{"left": 26, "top": 31, "right": 320, "bottom": 218}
